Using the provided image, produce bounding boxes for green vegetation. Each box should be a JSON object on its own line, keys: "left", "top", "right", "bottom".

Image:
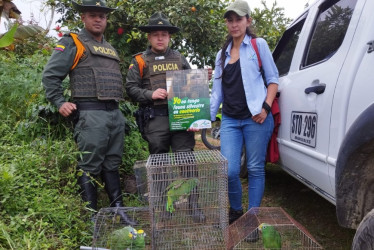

{"left": 0, "top": 45, "right": 148, "bottom": 248}
{"left": 0, "top": 0, "right": 290, "bottom": 248}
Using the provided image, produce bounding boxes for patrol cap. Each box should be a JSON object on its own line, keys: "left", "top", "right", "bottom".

{"left": 138, "top": 12, "right": 180, "bottom": 34}
{"left": 72, "top": 0, "right": 116, "bottom": 13}
{"left": 224, "top": 0, "right": 251, "bottom": 18}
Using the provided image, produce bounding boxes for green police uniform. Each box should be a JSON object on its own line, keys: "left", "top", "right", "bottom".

{"left": 43, "top": 28, "right": 125, "bottom": 175}
{"left": 126, "top": 46, "right": 195, "bottom": 154}
{"left": 42, "top": 0, "right": 137, "bottom": 226}
{"left": 126, "top": 11, "right": 205, "bottom": 223}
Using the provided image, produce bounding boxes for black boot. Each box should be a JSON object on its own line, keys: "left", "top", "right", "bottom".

{"left": 189, "top": 191, "right": 206, "bottom": 223}
{"left": 78, "top": 172, "right": 98, "bottom": 212}
{"left": 229, "top": 208, "right": 243, "bottom": 224}
{"left": 101, "top": 170, "right": 137, "bottom": 226}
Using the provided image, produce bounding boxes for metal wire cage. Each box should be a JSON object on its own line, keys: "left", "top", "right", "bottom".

{"left": 146, "top": 150, "right": 229, "bottom": 249}
{"left": 92, "top": 207, "right": 151, "bottom": 249}
{"left": 133, "top": 160, "right": 149, "bottom": 202}
{"left": 227, "top": 207, "right": 323, "bottom": 250}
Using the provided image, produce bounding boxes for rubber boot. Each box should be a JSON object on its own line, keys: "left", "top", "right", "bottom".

{"left": 101, "top": 170, "right": 137, "bottom": 226}
{"left": 229, "top": 208, "right": 243, "bottom": 224}
{"left": 78, "top": 172, "right": 98, "bottom": 212}
{"left": 189, "top": 191, "right": 206, "bottom": 223}
{"left": 78, "top": 172, "right": 98, "bottom": 226}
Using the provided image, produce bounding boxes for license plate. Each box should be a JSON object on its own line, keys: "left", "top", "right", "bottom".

{"left": 290, "top": 112, "right": 317, "bottom": 148}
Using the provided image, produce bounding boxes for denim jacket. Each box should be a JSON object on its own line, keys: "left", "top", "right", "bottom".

{"left": 210, "top": 35, "right": 279, "bottom": 120}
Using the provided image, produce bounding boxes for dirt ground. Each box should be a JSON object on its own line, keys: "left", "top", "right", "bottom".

{"left": 194, "top": 134, "right": 356, "bottom": 250}
{"left": 260, "top": 164, "right": 355, "bottom": 249}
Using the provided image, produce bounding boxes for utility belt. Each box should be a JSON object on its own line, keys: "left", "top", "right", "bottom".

{"left": 134, "top": 106, "right": 168, "bottom": 135}
{"left": 150, "top": 107, "right": 168, "bottom": 117}
{"left": 66, "top": 101, "right": 119, "bottom": 125}
{"left": 76, "top": 101, "right": 119, "bottom": 110}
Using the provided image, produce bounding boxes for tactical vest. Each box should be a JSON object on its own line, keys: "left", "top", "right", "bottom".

{"left": 69, "top": 33, "right": 124, "bottom": 101}
{"left": 142, "top": 50, "right": 182, "bottom": 105}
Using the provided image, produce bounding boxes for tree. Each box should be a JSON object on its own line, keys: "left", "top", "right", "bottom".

{"left": 251, "top": 0, "right": 291, "bottom": 50}
{"left": 48, "top": 0, "right": 291, "bottom": 68}
{"left": 50, "top": 0, "right": 229, "bottom": 71}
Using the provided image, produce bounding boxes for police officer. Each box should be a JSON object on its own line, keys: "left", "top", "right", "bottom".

{"left": 42, "top": 0, "right": 136, "bottom": 225}
{"left": 126, "top": 12, "right": 205, "bottom": 223}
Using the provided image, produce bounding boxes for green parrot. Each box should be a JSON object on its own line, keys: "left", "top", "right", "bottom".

{"left": 259, "top": 223, "right": 282, "bottom": 249}
{"left": 165, "top": 178, "right": 199, "bottom": 213}
{"left": 110, "top": 225, "right": 137, "bottom": 250}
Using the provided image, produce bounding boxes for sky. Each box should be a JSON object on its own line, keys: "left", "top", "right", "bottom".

{"left": 246, "top": 0, "right": 311, "bottom": 19}
{"left": 4, "top": 0, "right": 312, "bottom": 36}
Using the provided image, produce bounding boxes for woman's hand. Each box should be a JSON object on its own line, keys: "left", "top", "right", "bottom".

{"left": 252, "top": 109, "right": 268, "bottom": 124}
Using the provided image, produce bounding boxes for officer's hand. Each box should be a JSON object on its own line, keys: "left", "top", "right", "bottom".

{"left": 207, "top": 67, "right": 213, "bottom": 81}
{"left": 187, "top": 127, "right": 199, "bottom": 132}
{"left": 59, "top": 102, "right": 77, "bottom": 117}
{"left": 152, "top": 88, "right": 168, "bottom": 100}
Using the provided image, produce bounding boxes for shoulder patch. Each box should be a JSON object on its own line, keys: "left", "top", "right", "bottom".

{"left": 54, "top": 35, "right": 74, "bottom": 52}
{"left": 129, "top": 63, "right": 134, "bottom": 70}
{"left": 54, "top": 44, "right": 65, "bottom": 52}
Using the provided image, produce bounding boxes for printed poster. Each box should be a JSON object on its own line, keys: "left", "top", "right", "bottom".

{"left": 166, "top": 69, "right": 211, "bottom": 131}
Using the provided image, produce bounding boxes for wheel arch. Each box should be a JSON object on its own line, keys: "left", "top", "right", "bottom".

{"left": 336, "top": 103, "right": 374, "bottom": 229}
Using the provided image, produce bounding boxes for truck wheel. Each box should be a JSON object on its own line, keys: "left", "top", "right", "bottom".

{"left": 352, "top": 208, "right": 374, "bottom": 250}
{"left": 201, "top": 120, "right": 221, "bottom": 150}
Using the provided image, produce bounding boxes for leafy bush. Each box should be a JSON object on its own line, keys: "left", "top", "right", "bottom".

{"left": 0, "top": 48, "right": 148, "bottom": 248}
{"left": 0, "top": 127, "right": 93, "bottom": 248}
{"left": 120, "top": 102, "right": 149, "bottom": 176}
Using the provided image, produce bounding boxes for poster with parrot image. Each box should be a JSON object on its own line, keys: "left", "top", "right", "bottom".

{"left": 166, "top": 69, "right": 211, "bottom": 131}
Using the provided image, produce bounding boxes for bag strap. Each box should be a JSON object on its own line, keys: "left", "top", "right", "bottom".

{"left": 135, "top": 54, "right": 146, "bottom": 79}
{"left": 251, "top": 38, "right": 267, "bottom": 88}
{"left": 70, "top": 33, "right": 86, "bottom": 70}
{"left": 250, "top": 38, "right": 262, "bottom": 69}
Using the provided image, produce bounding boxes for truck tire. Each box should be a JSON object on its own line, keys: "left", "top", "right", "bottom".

{"left": 352, "top": 208, "right": 374, "bottom": 250}
{"left": 201, "top": 120, "right": 221, "bottom": 150}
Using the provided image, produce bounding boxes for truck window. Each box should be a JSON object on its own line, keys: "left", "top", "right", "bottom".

{"left": 273, "top": 14, "right": 306, "bottom": 76}
{"left": 303, "top": 0, "right": 358, "bottom": 67}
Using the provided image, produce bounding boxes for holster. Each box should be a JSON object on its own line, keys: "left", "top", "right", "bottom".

{"left": 134, "top": 107, "right": 153, "bottom": 135}
{"left": 66, "top": 109, "right": 80, "bottom": 125}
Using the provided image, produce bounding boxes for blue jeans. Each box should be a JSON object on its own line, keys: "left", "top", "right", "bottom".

{"left": 221, "top": 113, "right": 274, "bottom": 211}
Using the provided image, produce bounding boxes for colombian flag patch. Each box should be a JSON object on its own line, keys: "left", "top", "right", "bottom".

{"left": 129, "top": 63, "right": 134, "bottom": 70}
{"left": 54, "top": 44, "right": 65, "bottom": 52}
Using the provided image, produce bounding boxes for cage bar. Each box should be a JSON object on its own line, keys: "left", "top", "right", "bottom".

{"left": 227, "top": 207, "right": 323, "bottom": 250}
{"left": 146, "top": 150, "right": 228, "bottom": 249}
{"left": 92, "top": 207, "right": 151, "bottom": 249}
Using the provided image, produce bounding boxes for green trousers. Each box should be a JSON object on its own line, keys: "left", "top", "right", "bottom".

{"left": 73, "top": 109, "right": 125, "bottom": 175}
{"left": 144, "top": 116, "right": 195, "bottom": 154}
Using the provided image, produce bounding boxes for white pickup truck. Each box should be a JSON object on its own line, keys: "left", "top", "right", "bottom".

{"left": 272, "top": 0, "right": 374, "bottom": 247}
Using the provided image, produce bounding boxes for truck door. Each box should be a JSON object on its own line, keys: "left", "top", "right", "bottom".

{"left": 273, "top": 0, "right": 358, "bottom": 201}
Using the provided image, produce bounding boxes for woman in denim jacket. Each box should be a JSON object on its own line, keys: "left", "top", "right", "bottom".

{"left": 210, "top": 0, "right": 279, "bottom": 224}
